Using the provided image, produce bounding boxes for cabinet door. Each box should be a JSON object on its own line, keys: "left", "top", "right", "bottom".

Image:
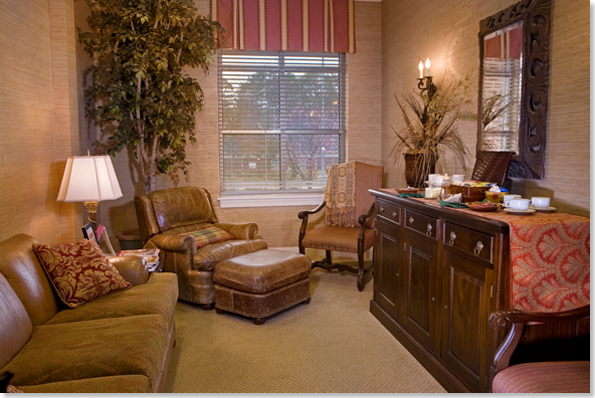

{"left": 374, "top": 218, "right": 401, "bottom": 319}
{"left": 440, "top": 249, "right": 495, "bottom": 392}
{"left": 402, "top": 231, "right": 438, "bottom": 352}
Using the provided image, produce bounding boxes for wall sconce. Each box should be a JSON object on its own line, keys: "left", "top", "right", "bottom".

{"left": 417, "top": 58, "right": 437, "bottom": 100}
{"left": 57, "top": 155, "right": 123, "bottom": 224}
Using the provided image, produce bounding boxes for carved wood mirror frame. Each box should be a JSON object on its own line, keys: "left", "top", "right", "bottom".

{"left": 478, "top": 0, "right": 551, "bottom": 179}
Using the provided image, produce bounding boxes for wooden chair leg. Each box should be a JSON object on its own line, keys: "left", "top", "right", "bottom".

{"left": 253, "top": 318, "right": 266, "bottom": 325}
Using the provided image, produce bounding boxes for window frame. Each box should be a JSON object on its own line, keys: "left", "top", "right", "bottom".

{"left": 216, "top": 50, "right": 346, "bottom": 206}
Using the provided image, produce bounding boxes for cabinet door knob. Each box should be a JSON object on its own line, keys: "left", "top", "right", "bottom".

{"left": 409, "top": 216, "right": 414, "bottom": 225}
{"left": 474, "top": 241, "right": 484, "bottom": 256}
{"left": 432, "top": 297, "right": 435, "bottom": 302}
{"left": 392, "top": 211, "right": 398, "bottom": 218}
{"left": 426, "top": 223, "right": 432, "bottom": 236}
{"left": 379, "top": 206, "right": 384, "bottom": 213}
{"left": 449, "top": 231, "right": 457, "bottom": 246}
{"left": 444, "top": 305, "right": 448, "bottom": 310}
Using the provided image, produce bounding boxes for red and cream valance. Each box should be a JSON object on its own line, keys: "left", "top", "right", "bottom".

{"left": 211, "top": 0, "right": 355, "bottom": 53}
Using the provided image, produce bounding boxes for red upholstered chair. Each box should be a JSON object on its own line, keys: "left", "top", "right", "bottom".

{"left": 298, "top": 161, "right": 383, "bottom": 291}
{"left": 489, "top": 305, "right": 590, "bottom": 393}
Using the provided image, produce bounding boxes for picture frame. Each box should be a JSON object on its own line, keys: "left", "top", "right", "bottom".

{"left": 82, "top": 222, "right": 99, "bottom": 244}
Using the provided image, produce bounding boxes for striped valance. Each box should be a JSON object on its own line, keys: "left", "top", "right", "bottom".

{"left": 211, "top": 0, "right": 355, "bottom": 53}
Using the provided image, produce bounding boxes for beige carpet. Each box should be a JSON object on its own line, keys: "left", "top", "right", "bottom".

{"left": 163, "top": 269, "right": 446, "bottom": 393}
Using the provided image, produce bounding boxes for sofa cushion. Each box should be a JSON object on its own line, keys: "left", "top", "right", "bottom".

{"left": 2, "top": 314, "right": 169, "bottom": 390}
{"left": 0, "top": 234, "right": 61, "bottom": 326}
{"left": 0, "top": 274, "right": 32, "bottom": 370}
{"left": 32, "top": 240, "right": 131, "bottom": 308}
{"left": 183, "top": 227, "right": 234, "bottom": 248}
{"left": 194, "top": 239, "right": 268, "bottom": 271}
{"left": 18, "top": 375, "right": 151, "bottom": 393}
{"left": 46, "top": 272, "right": 178, "bottom": 327}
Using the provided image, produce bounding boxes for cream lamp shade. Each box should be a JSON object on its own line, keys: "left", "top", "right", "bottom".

{"left": 57, "top": 155, "right": 123, "bottom": 223}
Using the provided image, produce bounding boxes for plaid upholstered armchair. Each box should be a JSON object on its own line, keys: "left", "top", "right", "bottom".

{"left": 298, "top": 161, "right": 383, "bottom": 291}
{"left": 135, "top": 186, "right": 267, "bottom": 309}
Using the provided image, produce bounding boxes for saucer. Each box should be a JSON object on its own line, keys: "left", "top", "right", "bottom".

{"left": 504, "top": 208, "right": 536, "bottom": 215}
{"left": 530, "top": 205, "right": 556, "bottom": 213}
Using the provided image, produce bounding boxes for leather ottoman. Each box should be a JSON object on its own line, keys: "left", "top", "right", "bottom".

{"left": 213, "top": 249, "right": 311, "bottom": 324}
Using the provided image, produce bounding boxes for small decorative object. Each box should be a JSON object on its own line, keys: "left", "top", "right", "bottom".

{"left": 391, "top": 67, "right": 476, "bottom": 188}
{"left": 82, "top": 222, "right": 99, "bottom": 244}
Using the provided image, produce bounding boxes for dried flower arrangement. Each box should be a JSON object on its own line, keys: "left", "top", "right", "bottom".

{"left": 391, "top": 74, "right": 476, "bottom": 187}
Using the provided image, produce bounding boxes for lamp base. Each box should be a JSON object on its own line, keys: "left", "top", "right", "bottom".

{"left": 83, "top": 201, "right": 99, "bottom": 224}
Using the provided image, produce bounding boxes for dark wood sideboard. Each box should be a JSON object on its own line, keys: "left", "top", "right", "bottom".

{"left": 368, "top": 189, "right": 589, "bottom": 393}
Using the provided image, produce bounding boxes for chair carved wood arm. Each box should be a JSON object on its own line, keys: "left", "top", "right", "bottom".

{"left": 489, "top": 305, "right": 590, "bottom": 380}
{"left": 298, "top": 201, "right": 326, "bottom": 252}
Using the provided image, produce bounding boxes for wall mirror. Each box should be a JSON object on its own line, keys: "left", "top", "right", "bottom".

{"left": 478, "top": 0, "right": 551, "bottom": 179}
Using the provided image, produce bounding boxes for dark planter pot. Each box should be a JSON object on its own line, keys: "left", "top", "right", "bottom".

{"left": 404, "top": 153, "right": 436, "bottom": 188}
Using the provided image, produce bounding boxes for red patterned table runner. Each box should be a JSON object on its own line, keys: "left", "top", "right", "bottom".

{"left": 391, "top": 194, "right": 590, "bottom": 313}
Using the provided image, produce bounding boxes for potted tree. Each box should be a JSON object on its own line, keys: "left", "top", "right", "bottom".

{"left": 79, "top": 0, "right": 223, "bottom": 194}
{"left": 391, "top": 75, "right": 476, "bottom": 187}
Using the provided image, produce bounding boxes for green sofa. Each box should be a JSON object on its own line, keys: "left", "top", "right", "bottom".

{"left": 0, "top": 234, "right": 178, "bottom": 393}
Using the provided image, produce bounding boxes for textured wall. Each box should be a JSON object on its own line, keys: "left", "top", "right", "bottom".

{"left": 381, "top": 0, "right": 590, "bottom": 216}
{"left": 86, "top": 0, "right": 383, "bottom": 249}
{"left": 0, "top": 0, "right": 81, "bottom": 244}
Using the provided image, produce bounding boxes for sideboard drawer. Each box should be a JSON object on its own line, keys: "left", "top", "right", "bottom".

{"left": 377, "top": 200, "right": 401, "bottom": 224}
{"left": 404, "top": 209, "right": 437, "bottom": 240}
{"left": 444, "top": 222, "right": 494, "bottom": 265}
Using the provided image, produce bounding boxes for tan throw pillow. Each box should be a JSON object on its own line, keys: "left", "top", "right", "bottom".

{"left": 33, "top": 239, "right": 131, "bottom": 308}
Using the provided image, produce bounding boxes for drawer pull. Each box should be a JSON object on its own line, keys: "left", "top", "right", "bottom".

{"left": 392, "top": 211, "right": 398, "bottom": 218}
{"left": 379, "top": 206, "right": 384, "bottom": 213}
{"left": 449, "top": 231, "right": 457, "bottom": 246}
{"left": 426, "top": 223, "right": 432, "bottom": 236}
{"left": 474, "top": 241, "right": 484, "bottom": 256}
{"left": 409, "top": 216, "right": 414, "bottom": 225}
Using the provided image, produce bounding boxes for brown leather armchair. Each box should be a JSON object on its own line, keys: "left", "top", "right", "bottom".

{"left": 489, "top": 305, "right": 590, "bottom": 393}
{"left": 135, "top": 186, "right": 267, "bottom": 309}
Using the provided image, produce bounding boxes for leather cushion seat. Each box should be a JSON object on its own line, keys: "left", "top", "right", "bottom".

{"left": 492, "top": 361, "right": 590, "bottom": 393}
{"left": 46, "top": 273, "right": 178, "bottom": 327}
{"left": 3, "top": 314, "right": 169, "bottom": 390}
{"left": 214, "top": 249, "right": 310, "bottom": 294}
{"left": 301, "top": 226, "right": 375, "bottom": 253}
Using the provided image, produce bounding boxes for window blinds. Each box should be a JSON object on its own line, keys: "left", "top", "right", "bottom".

{"left": 218, "top": 51, "right": 345, "bottom": 194}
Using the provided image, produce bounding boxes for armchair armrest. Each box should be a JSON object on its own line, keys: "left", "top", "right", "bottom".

{"left": 214, "top": 222, "right": 258, "bottom": 240}
{"left": 298, "top": 201, "right": 326, "bottom": 220}
{"left": 489, "top": 305, "right": 590, "bottom": 374}
{"left": 108, "top": 255, "right": 149, "bottom": 286}
{"left": 298, "top": 201, "right": 326, "bottom": 252}
{"left": 149, "top": 234, "right": 197, "bottom": 255}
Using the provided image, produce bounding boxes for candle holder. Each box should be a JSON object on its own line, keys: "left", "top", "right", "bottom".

{"left": 417, "top": 76, "right": 437, "bottom": 100}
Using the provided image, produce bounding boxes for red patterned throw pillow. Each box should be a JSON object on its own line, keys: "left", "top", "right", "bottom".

{"left": 185, "top": 227, "right": 234, "bottom": 248}
{"left": 33, "top": 239, "right": 131, "bottom": 308}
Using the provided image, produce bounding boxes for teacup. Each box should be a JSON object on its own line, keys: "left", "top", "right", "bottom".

{"left": 510, "top": 198, "right": 530, "bottom": 211}
{"left": 428, "top": 174, "right": 443, "bottom": 184}
{"left": 531, "top": 197, "right": 550, "bottom": 208}
{"left": 451, "top": 174, "right": 465, "bottom": 183}
{"left": 503, "top": 194, "right": 522, "bottom": 208}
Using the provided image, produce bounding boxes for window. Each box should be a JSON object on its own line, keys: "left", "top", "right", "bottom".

{"left": 218, "top": 51, "right": 345, "bottom": 196}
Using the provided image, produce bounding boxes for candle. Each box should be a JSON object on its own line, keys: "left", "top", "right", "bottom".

{"left": 425, "top": 58, "right": 431, "bottom": 76}
{"left": 418, "top": 61, "right": 424, "bottom": 79}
